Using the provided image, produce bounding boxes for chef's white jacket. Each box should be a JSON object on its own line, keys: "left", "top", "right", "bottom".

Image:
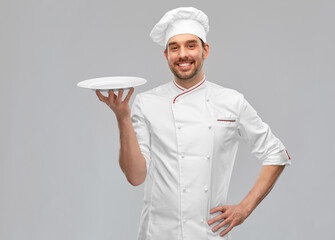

{"left": 130, "top": 77, "right": 291, "bottom": 240}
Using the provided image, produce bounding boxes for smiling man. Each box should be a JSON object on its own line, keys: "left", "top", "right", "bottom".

{"left": 96, "top": 6, "right": 291, "bottom": 240}
{"left": 165, "top": 34, "right": 208, "bottom": 84}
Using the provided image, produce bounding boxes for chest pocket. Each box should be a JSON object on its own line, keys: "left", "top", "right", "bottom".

{"left": 214, "top": 115, "right": 238, "bottom": 146}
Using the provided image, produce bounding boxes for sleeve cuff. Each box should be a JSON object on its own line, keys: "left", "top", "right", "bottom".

{"left": 262, "top": 149, "right": 292, "bottom": 166}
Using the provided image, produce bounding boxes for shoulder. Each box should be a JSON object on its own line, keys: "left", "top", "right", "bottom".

{"left": 205, "top": 81, "right": 247, "bottom": 116}
{"left": 207, "top": 81, "right": 244, "bottom": 100}
{"left": 134, "top": 82, "right": 171, "bottom": 100}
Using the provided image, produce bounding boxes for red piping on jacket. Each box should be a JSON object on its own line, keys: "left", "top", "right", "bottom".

{"left": 173, "top": 77, "right": 206, "bottom": 104}
{"left": 217, "top": 119, "right": 236, "bottom": 122}
{"left": 173, "top": 81, "right": 185, "bottom": 91}
{"left": 285, "top": 150, "right": 291, "bottom": 160}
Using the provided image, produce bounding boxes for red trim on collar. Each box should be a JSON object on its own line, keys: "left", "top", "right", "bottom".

{"left": 173, "top": 81, "right": 185, "bottom": 91}
{"left": 173, "top": 77, "right": 206, "bottom": 104}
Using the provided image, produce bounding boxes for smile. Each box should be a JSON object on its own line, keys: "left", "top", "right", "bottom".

{"left": 177, "top": 62, "right": 193, "bottom": 70}
{"left": 178, "top": 63, "right": 191, "bottom": 67}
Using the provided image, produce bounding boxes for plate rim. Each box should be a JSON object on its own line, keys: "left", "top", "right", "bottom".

{"left": 77, "top": 76, "right": 147, "bottom": 90}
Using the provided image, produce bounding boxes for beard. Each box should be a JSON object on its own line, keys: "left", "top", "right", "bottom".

{"left": 170, "top": 62, "right": 203, "bottom": 80}
{"left": 168, "top": 53, "right": 205, "bottom": 81}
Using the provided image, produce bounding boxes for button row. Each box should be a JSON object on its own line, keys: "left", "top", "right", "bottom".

{"left": 179, "top": 155, "right": 210, "bottom": 160}
{"left": 181, "top": 186, "right": 208, "bottom": 192}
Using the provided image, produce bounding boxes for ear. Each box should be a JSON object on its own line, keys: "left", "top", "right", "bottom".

{"left": 203, "top": 43, "right": 210, "bottom": 60}
{"left": 164, "top": 49, "right": 168, "bottom": 61}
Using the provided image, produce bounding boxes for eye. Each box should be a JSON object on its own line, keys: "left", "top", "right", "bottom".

{"left": 188, "top": 44, "right": 195, "bottom": 49}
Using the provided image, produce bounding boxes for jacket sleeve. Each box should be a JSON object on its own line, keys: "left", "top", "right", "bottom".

{"left": 237, "top": 95, "right": 291, "bottom": 166}
{"left": 130, "top": 94, "right": 152, "bottom": 174}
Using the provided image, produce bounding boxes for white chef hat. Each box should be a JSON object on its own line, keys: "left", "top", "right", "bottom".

{"left": 150, "top": 7, "right": 209, "bottom": 47}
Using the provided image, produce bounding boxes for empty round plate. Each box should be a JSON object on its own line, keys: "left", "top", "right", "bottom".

{"left": 77, "top": 76, "right": 147, "bottom": 92}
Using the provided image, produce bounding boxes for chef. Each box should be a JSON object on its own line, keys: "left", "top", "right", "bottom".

{"left": 96, "top": 6, "right": 291, "bottom": 240}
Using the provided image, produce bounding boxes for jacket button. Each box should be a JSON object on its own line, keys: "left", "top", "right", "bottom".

{"left": 178, "top": 126, "right": 182, "bottom": 130}
{"left": 183, "top": 187, "right": 187, "bottom": 192}
{"left": 181, "top": 155, "right": 185, "bottom": 158}
{"left": 208, "top": 125, "right": 212, "bottom": 129}
{"left": 206, "top": 99, "right": 210, "bottom": 102}
{"left": 206, "top": 155, "right": 210, "bottom": 160}
{"left": 204, "top": 186, "right": 208, "bottom": 192}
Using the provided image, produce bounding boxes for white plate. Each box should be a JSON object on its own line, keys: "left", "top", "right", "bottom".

{"left": 77, "top": 76, "right": 147, "bottom": 92}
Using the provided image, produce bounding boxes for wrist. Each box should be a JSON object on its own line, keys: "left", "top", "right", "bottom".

{"left": 117, "top": 115, "right": 131, "bottom": 126}
{"left": 239, "top": 200, "right": 254, "bottom": 217}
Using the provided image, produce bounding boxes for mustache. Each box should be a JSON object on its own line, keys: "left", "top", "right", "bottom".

{"left": 175, "top": 58, "right": 194, "bottom": 63}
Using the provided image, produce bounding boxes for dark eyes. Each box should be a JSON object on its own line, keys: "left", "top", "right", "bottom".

{"left": 169, "top": 44, "right": 196, "bottom": 51}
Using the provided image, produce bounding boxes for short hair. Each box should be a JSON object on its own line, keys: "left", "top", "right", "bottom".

{"left": 199, "top": 38, "right": 205, "bottom": 48}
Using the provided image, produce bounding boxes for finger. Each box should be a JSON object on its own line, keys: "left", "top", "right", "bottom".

{"left": 108, "top": 90, "right": 116, "bottom": 103}
{"left": 210, "top": 205, "right": 227, "bottom": 214}
{"left": 212, "top": 217, "right": 230, "bottom": 232}
{"left": 208, "top": 212, "right": 229, "bottom": 225}
{"left": 117, "top": 89, "right": 124, "bottom": 103}
{"left": 124, "top": 87, "right": 134, "bottom": 104}
{"left": 219, "top": 223, "right": 235, "bottom": 237}
{"left": 96, "top": 90, "right": 107, "bottom": 103}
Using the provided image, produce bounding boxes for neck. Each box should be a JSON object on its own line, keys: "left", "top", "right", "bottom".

{"left": 174, "top": 71, "right": 205, "bottom": 89}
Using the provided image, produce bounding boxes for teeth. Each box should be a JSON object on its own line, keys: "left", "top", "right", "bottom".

{"left": 179, "top": 63, "right": 191, "bottom": 67}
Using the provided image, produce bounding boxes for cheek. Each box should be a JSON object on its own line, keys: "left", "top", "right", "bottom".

{"left": 193, "top": 50, "right": 204, "bottom": 60}
{"left": 193, "top": 53, "right": 203, "bottom": 62}
{"left": 168, "top": 55, "right": 177, "bottom": 64}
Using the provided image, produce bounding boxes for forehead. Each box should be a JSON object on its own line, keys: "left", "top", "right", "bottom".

{"left": 167, "top": 34, "right": 201, "bottom": 46}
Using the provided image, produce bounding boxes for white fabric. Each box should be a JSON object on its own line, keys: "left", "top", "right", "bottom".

{"left": 165, "top": 19, "right": 207, "bottom": 47}
{"left": 150, "top": 7, "right": 209, "bottom": 47}
{"left": 131, "top": 77, "right": 291, "bottom": 240}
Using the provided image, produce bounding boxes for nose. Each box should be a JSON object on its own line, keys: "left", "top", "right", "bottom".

{"left": 178, "top": 46, "right": 188, "bottom": 58}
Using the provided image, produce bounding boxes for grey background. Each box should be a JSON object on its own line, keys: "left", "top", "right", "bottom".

{"left": 1, "top": 0, "right": 334, "bottom": 239}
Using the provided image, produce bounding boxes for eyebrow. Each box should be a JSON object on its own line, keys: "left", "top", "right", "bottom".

{"left": 168, "top": 40, "right": 198, "bottom": 46}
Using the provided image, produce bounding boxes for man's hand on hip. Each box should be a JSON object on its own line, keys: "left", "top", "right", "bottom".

{"left": 207, "top": 204, "right": 249, "bottom": 237}
{"left": 96, "top": 88, "right": 134, "bottom": 120}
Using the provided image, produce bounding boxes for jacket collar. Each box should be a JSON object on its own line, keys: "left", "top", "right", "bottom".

{"left": 172, "top": 76, "right": 207, "bottom": 103}
{"left": 172, "top": 76, "right": 207, "bottom": 92}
